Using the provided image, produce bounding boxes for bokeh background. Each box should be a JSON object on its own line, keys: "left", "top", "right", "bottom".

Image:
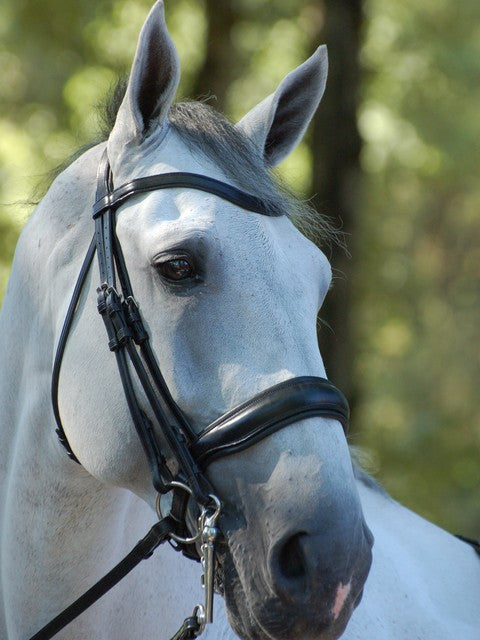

{"left": 1, "top": 0, "right": 479, "bottom": 536}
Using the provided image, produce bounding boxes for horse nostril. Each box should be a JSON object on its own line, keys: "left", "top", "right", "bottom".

{"left": 275, "top": 532, "right": 308, "bottom": 586}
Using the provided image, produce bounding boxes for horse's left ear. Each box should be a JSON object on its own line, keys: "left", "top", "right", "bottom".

{"left": 108, "top": 1, "right": 179, "bottom": 162}
{"left": 236, "top": 46, "right": 328, "bottom": 167}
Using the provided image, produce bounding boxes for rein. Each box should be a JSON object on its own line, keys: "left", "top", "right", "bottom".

{"left": 37, "top": 149, "right": 350, "bottom": 639}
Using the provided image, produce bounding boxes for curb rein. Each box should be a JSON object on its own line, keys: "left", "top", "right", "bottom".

{"left": 35, "top": 149, "right": 351, "bottom": 639}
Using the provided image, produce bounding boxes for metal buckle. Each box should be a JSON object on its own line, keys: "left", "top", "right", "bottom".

{"left": 197, "top": 497, "right": 221, "bottom": 626}
{"left": 126, "top": 294, "right": 139, "bottom": 308}
{"left": 155, "top": 481, "right": 221, "bottom": 635}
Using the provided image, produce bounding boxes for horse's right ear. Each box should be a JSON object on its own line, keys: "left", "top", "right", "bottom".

{"left": 236, "top": 46, "right": 328, "bottom": 167}
{"left": 108, "top": 1, "right": 180, "bottom": 166}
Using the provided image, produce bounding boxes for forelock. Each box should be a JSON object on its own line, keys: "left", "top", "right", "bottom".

{"left": 167, "top": 101, "right": 338, "bottom": 247}
{"left": 168, "top": 101, "right": 289, "bottom": 217}
{"left": 44, "top": 81, "right": 338, "bottom": 246}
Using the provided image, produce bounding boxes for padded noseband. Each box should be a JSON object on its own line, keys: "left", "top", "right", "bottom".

{"left": 192, "top": 377, "right": 349, "bottom": 467}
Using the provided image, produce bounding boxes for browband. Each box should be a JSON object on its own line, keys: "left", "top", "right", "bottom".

{"left": 191, "top": 376, "right": 349, "bottom": 468}
{"left": 92, "top": 172, "right": 280, "bottom": 218}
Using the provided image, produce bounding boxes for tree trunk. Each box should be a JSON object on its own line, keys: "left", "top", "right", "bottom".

{"left": 191, "top": 1, "right": 240, "bottom": 112}
{"left": 309, "top": 0, "right": 363, "bottom": 415}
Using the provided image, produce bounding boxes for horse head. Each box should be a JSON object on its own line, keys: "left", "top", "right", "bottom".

{"left": 56, "top": 2, "right": 372, "bottom": 638}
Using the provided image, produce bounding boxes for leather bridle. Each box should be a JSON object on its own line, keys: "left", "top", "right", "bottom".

{"left": 36, "top": 148, "right": 350, "bottom": 640}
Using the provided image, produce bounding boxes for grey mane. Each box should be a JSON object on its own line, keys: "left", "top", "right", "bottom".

{"left": 353, "top": 464, "right": 389, "bottom": 496}
{"left": 351, "top": 446, "right": 390, "bottom": 497}
{"left": 39, "top": 80, "right": 336, "bottom": 245}
{"left": 100, "top": 80, "right": 336, "bottom": 244}
{"left": 168, "top": 101, "right": 316, "bottom": 225}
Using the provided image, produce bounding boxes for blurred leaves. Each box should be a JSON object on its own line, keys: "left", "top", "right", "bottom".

{"left": 356, "top": 0, "right": 480, "bottom": 534}
{"left": 0, "top": 0, "right": 478, "bottom": 535}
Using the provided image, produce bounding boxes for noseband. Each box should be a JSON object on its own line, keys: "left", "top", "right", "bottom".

{"left": 43, "top": 148, "right": 349, "bottom": 640}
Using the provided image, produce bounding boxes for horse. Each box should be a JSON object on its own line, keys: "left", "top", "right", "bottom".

{"left": 0, "top": 2, "right": 478, "bottom": 639}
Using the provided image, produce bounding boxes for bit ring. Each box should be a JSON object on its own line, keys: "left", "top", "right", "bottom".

{"left": 155, "top": 480, "right": 220, "bottom": 545}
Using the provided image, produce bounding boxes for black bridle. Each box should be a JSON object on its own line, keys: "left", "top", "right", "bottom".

{"left": 37, "top": 148, "right": 350, "bottom": 640}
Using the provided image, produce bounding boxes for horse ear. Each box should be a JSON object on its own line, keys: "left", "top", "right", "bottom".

{"left": 108, "top": 0, "right": 179, "bottom": 159}
{"left": 236, "top": 46, "right": 328, "bottom": 167}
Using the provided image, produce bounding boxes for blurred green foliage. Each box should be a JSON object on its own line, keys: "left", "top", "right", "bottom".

{"left": 0, "top": 0, "right": 478, "bottom": 535}
{"left": 356, "top": 0, "right": 480, "bottom": 535}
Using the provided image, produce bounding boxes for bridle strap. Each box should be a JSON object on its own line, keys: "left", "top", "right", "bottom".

{"left": 51, "top": 235, "right": 96, "bottom": 462}
{"left": 29, "top": 517, "right": 176, "bottom": 640}
{"left": 92, "top": 171, "right": 278, "bottom": 218}
{"left": 109, "top": 195, "right": 195, "bottom": 441}
{"left": 93, "top": 150, "right": 211, "bottom": 503}
{"left": 192, "top": 376, "right": 349, "bottom": 467}
{"left": 29, "top": 515, "right": 207, "bottom": 640}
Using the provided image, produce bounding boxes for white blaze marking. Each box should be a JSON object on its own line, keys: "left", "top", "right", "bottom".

{"left": 331, "top": 581, "right": 351, "bottom": 620}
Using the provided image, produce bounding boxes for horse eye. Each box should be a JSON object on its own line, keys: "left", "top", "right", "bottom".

{"left": 157, "top": 257, "right": 195, "bottom": 282}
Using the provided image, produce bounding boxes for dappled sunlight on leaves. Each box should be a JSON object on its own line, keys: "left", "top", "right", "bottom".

{"left": 357, "top": 0, "right": 480, "bottom": 535}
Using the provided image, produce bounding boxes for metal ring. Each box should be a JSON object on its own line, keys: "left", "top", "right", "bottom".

{"left": 204, "top": 493, "right": 221, "bottom": 522}
{"left": 155, "top": 481, "right": 201, "bottom": 545}
{"left": 194, "top": 604, "right": 206, "bottom": 634}
{"left": 126, "top": 295, "right": 139, "bottom": 308}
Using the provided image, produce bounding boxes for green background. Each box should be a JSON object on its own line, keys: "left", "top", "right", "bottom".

{"left": 1, "top": 0, "right": 479, "bottom": 536}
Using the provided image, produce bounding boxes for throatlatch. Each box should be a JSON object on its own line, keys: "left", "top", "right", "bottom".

{"left": 44, "top": 148, "right": 351, "bottom": 640}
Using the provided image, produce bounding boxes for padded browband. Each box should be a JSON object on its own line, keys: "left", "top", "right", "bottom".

{"left": 191, "top": 376, "right": 349, "bottom": 468}
{"left": 92, "top": 172, "right": 280, "bottom": 218}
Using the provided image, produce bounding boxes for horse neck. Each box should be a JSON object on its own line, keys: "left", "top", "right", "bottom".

{"left": 0, "top": 144, "right": 148, "bottom": 624}
{"left": 0, "top": 144, "right": 102, "bottom": 488}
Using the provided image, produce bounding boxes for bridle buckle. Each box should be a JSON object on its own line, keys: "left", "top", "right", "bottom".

{"left": 155, "top": 481, "right": 221, "bottom": 635}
